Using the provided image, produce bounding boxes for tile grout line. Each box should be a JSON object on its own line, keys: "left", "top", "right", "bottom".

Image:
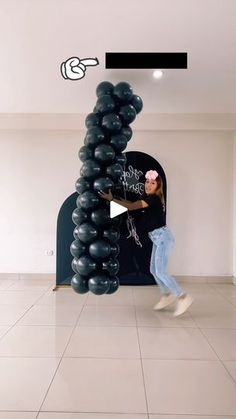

{"left": 199, "top": 326, "right": 236, "bottom": 388}
{"left": 0, "top": 285, "right": 53, "bottom": 342}
{"left": 2, "top": 408, "right": 236, "bottom": 417}
{"left": 187, "top": 305, "right": 236, "bottom": 388}
{"left": 1, "top": 283, "right": 236, "bottom": 416}
{"left": 207, "top": 282, "right": 236, "bottom": 309}
{"left": 142, "top": 286, "right": 236, "bottom": 416}
{"left": 35, "top": 289, "right": 89, "bottom": 419}
{"left": 36, "top": 408, "right": 150, "bottom": 416}
{"left": 205, "top": 283, "right": 236, "bottom": 380}
{"left": 132, "top": 286, "right": 149, "bottom": 416}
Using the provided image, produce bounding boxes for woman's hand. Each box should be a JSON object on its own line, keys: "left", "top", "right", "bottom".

{"left": 98, "top": 189, "right": 113, "bottom": 201}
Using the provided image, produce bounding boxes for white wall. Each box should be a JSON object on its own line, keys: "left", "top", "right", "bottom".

{"left": 233, "top": 133, "right": 236, "bottom": 279}
{"left": 0, "top": 128, "right": 234, "bottom": 275}
{"left": 128, "top": 131, "right": 233, "bottom": 276}
{"left": 0, "top": 130, "right": 81, "bottom": 273}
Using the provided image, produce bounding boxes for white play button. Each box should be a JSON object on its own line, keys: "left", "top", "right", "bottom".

{"left": 110, "top": 201, "right": 127, "bottom": 218}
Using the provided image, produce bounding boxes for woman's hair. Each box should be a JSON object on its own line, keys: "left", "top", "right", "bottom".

{"left": 145, "top": 170, "right": 165, "bottom": 208}
{"left": 155, "top": 175, "right": 165, "bottom": 208}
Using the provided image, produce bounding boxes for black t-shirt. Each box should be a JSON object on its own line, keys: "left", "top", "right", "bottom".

{"left": 137, "top": 194, "right": 166, "bottom": 234}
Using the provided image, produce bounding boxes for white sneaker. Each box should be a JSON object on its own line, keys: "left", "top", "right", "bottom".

{"left": 153, "top": 294, "right": 176, "bottom": 310}
{"left": 173, "top": 294, "right": 193, "bottom": 317}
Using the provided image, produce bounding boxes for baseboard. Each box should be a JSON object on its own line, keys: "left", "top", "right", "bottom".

{"left": 176, "top": 275, "right": 234, "bottom": 284}
{"left": 19, "top": 273, "right": 56, "bottom": 280}
{"left": 0, "top": 273, "right": 55, "bottom": 280}
{"left": 0, "top": 273, "right": 19, "bottom": 280}
{"left": 0, "top": 273, "right": 235, "bottom": 285}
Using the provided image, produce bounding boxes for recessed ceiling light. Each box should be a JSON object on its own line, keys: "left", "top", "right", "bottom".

{"left": 153, "top": 70, "right": 163, "bottom": 79}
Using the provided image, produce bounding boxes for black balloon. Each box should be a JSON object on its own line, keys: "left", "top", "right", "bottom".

{"left": 76, "top": 255, "right": 97, "bottom": 276}
{"left": 96, "top": 81, "right": 114, "bottom": 98}
{"left": 119, "top": 104, "right": 136, "bottom": 124}
{"left": 80, "top": 159, "right": 102, "bottom": 179}
{"left": 72, "top": 207, "right": 89, "bottom": 225}
{"left": 94, "top": 144, "right": 115, "bottom": 163}
{"left": 106, "top": 163, "right": 123, "bottom": 179}
{"left": 113, "top": 82, "right": 133, "bottom": 103}
{"left": 102, "top": 113, "right": 122, "bottom": 133}
{"left": 96, "top": 95, "right": 116, "bottom": 115}
{"left": 75, "top": 177, "right": 91, "bottom": 194}
{"left": 110, "top": 134, "right": 127, "bottom": 152}
{"left": 85, "top": 113, "right": 101, "bottom": 128}
{"left": 79, "top": 146, "right": 93, "bottom": 162}
{"left": 91, "top": 208, "right": 111, "bottom": 227}
{"left": 103, "top": 226, "right": 120, "bottom": 242}
{"left": 93, "top": 176, "right": 114, "bottom": 193}
{"left": 102, "top": 258, "right": 119, "bottom": 275}
{"left": 89, "top": 239, "right": 111, "bottom": 261}
{"left": 71, "top": 274, "right": 89, "bottom": 294}
{"left": 71, "top": 257, "right": 79, "bottom": 273}
{"left": 106, "top": 276, "right": 120, "bottom": 294}
{"left": 77, "top": 222, "right": 99, "bottom": 243}
{"left": 70, "top": 240, "right": 87, "bottom": 258}
{"left": 77, "top": 191, "right": 99, "bottom": 210}
{"left": 88, "top": 274, "right": 110, "bottom": 295}
{"left": 73, "top": 226, "right": 80, "bottom": 240}
{"left": 131, "top": 94, "right": 143, "bottom": 114}
{"left": 115, "top": 153, "right": 127, "bottom": 166}
{"left": 120, "top": 126, "right": 132, "bottom": 141}
{"left": 110, "top": 243, "right": 120, "bottom": 257}
{"left": 84, "top": 127, "right": 105, "bottom": 148}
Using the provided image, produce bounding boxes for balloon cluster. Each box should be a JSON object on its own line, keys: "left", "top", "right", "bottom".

{"left": 70, "top": 81, "right": 143, "bottom": 295}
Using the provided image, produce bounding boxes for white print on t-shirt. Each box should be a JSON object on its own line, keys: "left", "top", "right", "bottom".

{"left": 121, "top": 165, "right": 144, "bottom": 195}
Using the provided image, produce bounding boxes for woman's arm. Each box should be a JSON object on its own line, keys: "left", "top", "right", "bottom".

{"left": 115, "top": 198, "right": 148, "bottom": 210}
{"left": 118, "top": 197, "right": 133, "bottom": 204}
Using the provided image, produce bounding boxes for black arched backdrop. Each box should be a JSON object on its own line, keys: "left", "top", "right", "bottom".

{"left": 56, "top": 151, "right": 167, "bottom": 289}
{"left": 56, "top": 192, "right": 77, "bottom": 288}
{"left": 116, "top": 151, "right": 166, "bottom": 285}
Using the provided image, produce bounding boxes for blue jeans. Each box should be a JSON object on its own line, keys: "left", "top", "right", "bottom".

{"left": 148, "top": 227, "right": 184, "bottom": 297}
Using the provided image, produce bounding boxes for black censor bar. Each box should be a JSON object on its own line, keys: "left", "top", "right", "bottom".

{"left": 105, "top": 52, "right": 187, "bottom": 69}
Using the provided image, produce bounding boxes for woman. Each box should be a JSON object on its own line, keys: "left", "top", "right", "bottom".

{"left": 99, "top": 169, "right": 193, "bottom": 316}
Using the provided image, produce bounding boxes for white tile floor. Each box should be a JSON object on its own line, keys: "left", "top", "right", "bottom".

{"left": 0, "top": 277, "right": 236, "bottom": 418}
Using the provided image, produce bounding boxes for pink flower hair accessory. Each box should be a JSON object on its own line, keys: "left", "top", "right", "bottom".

{"left": 145, "top": 170, "right": 159, "bottom": 180}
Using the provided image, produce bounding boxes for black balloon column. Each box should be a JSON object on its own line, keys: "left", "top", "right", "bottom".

{"left": 71, "top": 81, "right": 143, "bottom": 295}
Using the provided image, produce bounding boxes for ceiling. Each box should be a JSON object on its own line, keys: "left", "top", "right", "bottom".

{"left": 1, "top": 0, "right": 236, "bottom": 114}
